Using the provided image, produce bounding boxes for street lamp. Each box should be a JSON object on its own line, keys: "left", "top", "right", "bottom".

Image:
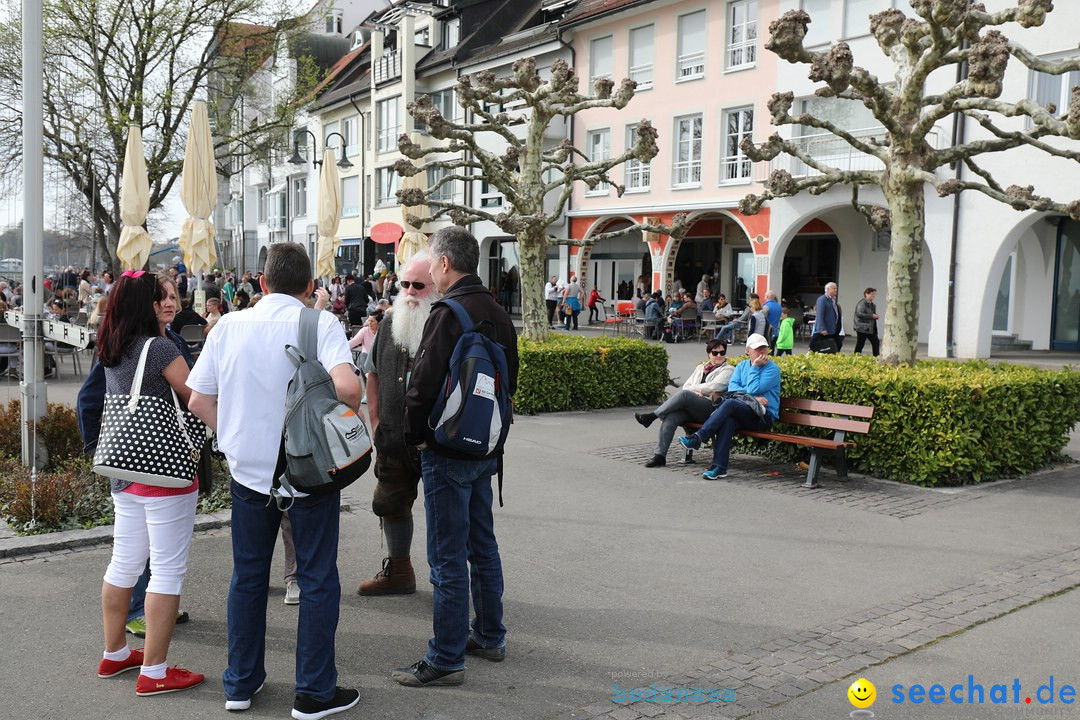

{"left": 288, "top": 129, "right": 353, "bottom": 170}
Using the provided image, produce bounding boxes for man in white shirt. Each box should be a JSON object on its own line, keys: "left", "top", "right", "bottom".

{"left": 543, "top": 275, "right": 560, "bottom": 328}
{"left": 187, "top": 243, "right": 361, "bottom": 719}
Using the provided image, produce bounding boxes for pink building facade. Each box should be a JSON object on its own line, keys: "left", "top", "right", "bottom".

{"left": 564, "top": 0, "right": 778, "bottom": 305}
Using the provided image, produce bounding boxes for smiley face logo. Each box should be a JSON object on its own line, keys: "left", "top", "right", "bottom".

{"left": 848, "top": 678, "right": 876, "bottom": 709}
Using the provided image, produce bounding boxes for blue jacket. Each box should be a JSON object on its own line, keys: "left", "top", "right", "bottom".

{"left": 645, "top": 298, "right": 664, "bottom": 321}
{"left": 77, "top": 328, "right": 194, "bottom": 454}
{"left": 729, "top": 358, "right": 781, "bottom": 421}
{"left": 764, "top": 299, "right": 782, "bottom": 334}
{"left": 814, "top": 293, "right": 842, "bottom": 336}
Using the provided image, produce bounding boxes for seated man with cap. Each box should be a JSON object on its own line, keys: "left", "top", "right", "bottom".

{"left": 678, "top": 333, "right": 780, "bottom": 480}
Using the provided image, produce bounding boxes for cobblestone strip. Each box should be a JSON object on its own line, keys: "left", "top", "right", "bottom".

{"left": 593, "top": 443, "right": 983, "bottom": 518}
{"left": 555, "top": 545, "right": 1080, "bottom": 720}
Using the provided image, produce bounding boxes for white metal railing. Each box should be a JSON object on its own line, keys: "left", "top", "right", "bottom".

{"left": 758, "top": 127, "right": 942, "bottom": 180}
{"left": 672, "top": 160, "right": 701, "bottom": 186}
{"left": 721, "top": 155, "right": 753, "bottom": 183}
{"left": 374, "top": 50, "right": 402, "bottom": 85}
{"left": 727, "top": 40, "right": 756, "bottom": 69}
{"left": 625, "top": 161, "right": 650, "bottom": 190}
{"left": 629, "top": 63, "right": 653, "bottom": 89}
{"left": 377, "top": 124, "right": 401, "bottom": 153}
{"left": 677, "top": 52, "right": 704, "bottom": 80}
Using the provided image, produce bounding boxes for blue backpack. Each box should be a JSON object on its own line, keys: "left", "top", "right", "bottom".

{"left": 428, "top": 298, "right": 513, "bottom": 460}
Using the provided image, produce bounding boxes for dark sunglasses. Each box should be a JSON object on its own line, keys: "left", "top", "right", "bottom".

{"left": 709, "top": 350, "right": 726, "bottom": 356}
{"left": 399, "top": 280, "right": 426, "bottom": 290}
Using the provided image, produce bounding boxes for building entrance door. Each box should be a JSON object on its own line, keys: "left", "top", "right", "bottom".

{"left": 1052, "top": 220, "right": 1080, "bottom": 350}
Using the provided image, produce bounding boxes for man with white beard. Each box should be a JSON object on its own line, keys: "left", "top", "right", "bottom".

{"left": 357, "top": 252, "right": 438, "bottom": 595}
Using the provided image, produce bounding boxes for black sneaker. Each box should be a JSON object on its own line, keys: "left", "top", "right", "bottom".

{"left": 391, "top": 659, "right": 465, "bottom": 687}
{"left": 644, "top": 455, "right": 666, "bottom": 468}
{"left": 465, "top": 637, "right": 506, "bottom": 662}
{"left": 291, "top": 687, "right": 360, "bottom": 720}
{"left": 634, "top": 412, "right": 656, "bottom": 429}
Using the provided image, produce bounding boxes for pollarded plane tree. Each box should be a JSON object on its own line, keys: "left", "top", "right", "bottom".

{"left": 739, "top": 0, "right": 1080, "bottom": 365}
{"left": 396, "top": 56, "right": 689, "bottom": 341}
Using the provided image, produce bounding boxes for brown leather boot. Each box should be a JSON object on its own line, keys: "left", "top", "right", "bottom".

{"left": 358, "top": 557, "right": 416, "bottom": 596}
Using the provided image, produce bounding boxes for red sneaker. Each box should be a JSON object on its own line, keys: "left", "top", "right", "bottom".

{"left": 97, "top": 648, "right": 145, "bottom": 678}
{"left": 135, "top": 666, "right": 205, "bottom": 696}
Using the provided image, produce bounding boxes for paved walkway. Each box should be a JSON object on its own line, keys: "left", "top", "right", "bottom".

{"left": 0, "top": 341, "right": 1078, "bottom": 720}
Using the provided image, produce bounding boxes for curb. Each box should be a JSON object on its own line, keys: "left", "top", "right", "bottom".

{"left": 0, "top": 501, "right": 356, "bottom": 559}
{"left": 0, "top": 510, "right": 232, "bottom": 559}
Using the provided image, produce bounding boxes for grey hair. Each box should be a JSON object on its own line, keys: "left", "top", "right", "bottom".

{"left": 825, "top": 282, "right": 837, "bottom": 292}
{"left": 430, "top": 225, "right": 479, "bottom": 274}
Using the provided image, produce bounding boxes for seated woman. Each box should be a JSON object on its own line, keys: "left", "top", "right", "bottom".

{"left": 634, "top": 339, "right": 733, "bottom": 468}
{"left": 715, "top": 294, "right": 762, "bottom": 343}
{"left": 678, "top": 333, "right": 781, "bottom": 480}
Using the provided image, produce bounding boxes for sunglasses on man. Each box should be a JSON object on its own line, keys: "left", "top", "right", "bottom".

{"left": 398, "top": 280, "right": 426, "bottom": 290}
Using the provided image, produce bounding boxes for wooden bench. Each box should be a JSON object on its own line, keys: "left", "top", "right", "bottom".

{"left": 682, "top": 397, "right": 874, "bottom": 488}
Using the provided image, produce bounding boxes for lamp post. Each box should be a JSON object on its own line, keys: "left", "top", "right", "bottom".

{"left": 289, "top": 129, "right": 352, "bottom": 275}
{"left": 288, "top": 129, "right": 353, "bottom": 170}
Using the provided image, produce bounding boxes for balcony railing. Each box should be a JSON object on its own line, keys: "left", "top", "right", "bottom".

{"left": 374, "top": 50, "right": 402, "bottom": 85}
{"left": 758, "top": 127, "right": 942, "bottom": 180}
{"left": 629, "top": 63, "right": 653, "bottom": 89}
{"left": 677, "top": 52, "right": 704, "bottom": 80}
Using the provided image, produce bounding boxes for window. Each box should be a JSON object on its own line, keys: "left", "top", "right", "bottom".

{"left": 722, "top": 107, "right": 754, "bottom": 182}
{"left": 844, "top": 0, "right": 895, "bottom": 38}
{"left": 629, "top": 25, "right": 654, "bottom": 89}
{"left": 801, "top": 0, "right": 834, "bottom": 46}
{"left": 267, "top": 190, "right": 286, "bottom": 230}
{"left": 415, "top": 25, "right": 430, "bottom": 46}
{"left": 323, "top": 121, "right": 339, "bottom": 148}
{"left": 625, "top": 124, "right": 650, "bottom": 191}
{"left": 427, "top": 166, "right": 460, "bottom": 207}
{"left": 342, "top": 116, "right": 359, "bottom": 157}
{"left": 257, "top": 187, "right": 267, "bottom": 223}
{"left": 727, "top": 0, "right": 757, "bottom": 69}
{"left": 480, "top": 179, "right": 503, "bottom": 208}
{"left": 677, "top": 11, "right": 706, "bottom": 81}
{"left": 420, "top": 88, "right": 459, "bottom": 130}
{"left": 342, "top": 176, "right": 359, "bottom": 217}
{"left": 1030, "top": 67, "right": 1080, "bottom": 121}
{"left": 377, "top": 97, "right": 401, "bottom": 153}
{"left": 375, "top": 167, "right": 399, "bottom": 207}
{"left": 292, "top": 177, "right": 307, "bottom": 217}
{"left": 586, "top": 129, "right": 610, "bottom": 194}
{"left": 590, "top": 35, "right": 613, "bottom": 84}
{"left": 441, "top": 18, "right": 460, "bottom": 49}
{"left": 326, "top": 11, "right": 342, "bottom": 34}
{"left": 673, "top": 114, "right": 703, "bottom": 187}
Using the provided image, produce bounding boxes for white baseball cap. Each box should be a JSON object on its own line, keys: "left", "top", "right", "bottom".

{"left": 745, "top": 333, "right": 770, "bottom": 350}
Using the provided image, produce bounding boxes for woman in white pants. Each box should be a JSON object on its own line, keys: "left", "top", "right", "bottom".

{"left": 94, "top": 271, "right": 203, "bottom": 696}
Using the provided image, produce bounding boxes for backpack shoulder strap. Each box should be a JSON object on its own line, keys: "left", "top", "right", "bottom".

{"left": 298, "top": 307, "right": 320, "bottom": 362}
{"left": 436, "top": 297, "right": 475, "bottom": 333}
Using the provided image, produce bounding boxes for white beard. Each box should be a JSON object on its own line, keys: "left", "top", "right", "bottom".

{"left": 390, "top": 291, "right": 436, "bottom": 355}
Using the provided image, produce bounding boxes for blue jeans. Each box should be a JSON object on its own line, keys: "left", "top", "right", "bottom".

{"left": 224, "top": 480, "right": 341, "bottom": 702}
{"left": 695, "top": 399, "right": 774, "bottom": 472}
{"left": 420, "top": 450, "right": 506, "bottom": 671}
{"left": 127, "top": 562, "right": 150, "bottom": 621}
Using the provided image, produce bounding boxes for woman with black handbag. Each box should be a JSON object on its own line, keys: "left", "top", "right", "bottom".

{"left": 94, "top": 271, "right": 204, "bottom": 696}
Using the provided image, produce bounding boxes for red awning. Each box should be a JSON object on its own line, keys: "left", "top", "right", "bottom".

{"left": 371, "top": 222, "right": 404, "bottom": 245}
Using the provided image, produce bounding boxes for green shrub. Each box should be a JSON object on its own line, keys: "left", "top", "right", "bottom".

{"left": 514, "top": 335, "right": 668, "bottom": 414}
{"left": 733, "top": 353, "right": 1080, "bottom": 486}
{"left": 0, "top": 455, "right": 234, "bottom": 535}
{"left": 0, "top": 400, "right": 84, "bottom": 468}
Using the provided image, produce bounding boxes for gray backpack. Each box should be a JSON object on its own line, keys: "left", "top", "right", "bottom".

{"left": 272, "top": 308, "right": 371, "bottom": 506}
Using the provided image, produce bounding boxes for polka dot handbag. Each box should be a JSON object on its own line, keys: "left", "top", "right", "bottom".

{"left": 92, "top": 338, "right": 207, "bottom": 487}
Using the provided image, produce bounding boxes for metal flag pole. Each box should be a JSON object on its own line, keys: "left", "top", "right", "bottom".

{"left": 21, "top": 0, "right": 47, "bottom": 475}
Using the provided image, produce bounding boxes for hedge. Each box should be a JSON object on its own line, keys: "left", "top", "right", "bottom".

{"left": 514, "top": 335, "right": 668, "bottom": 414}
{"left": 732, "top": 353, "right": 1080, "bottom": 486}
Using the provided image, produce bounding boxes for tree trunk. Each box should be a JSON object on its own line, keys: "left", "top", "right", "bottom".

{"left": 517, "top": 226, "right": 550, "bottom": 341}
{"left": 880, "top": 174, "right": 924, "bottom": 366}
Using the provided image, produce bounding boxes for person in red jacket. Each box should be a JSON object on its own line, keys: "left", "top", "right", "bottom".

{"left": 586, "top": 286, "right": 606, "bottom": 325}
